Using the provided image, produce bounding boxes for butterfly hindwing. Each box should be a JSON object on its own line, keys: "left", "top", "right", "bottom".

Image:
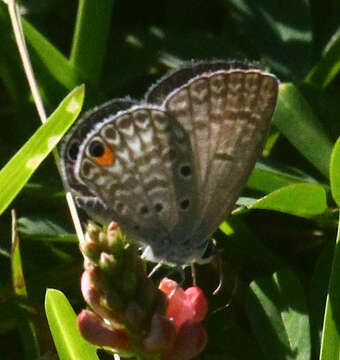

{"left": 75, "top": 106, "right": 200, "bottom": 259}
{"left": 162, "top": 67, "right": 278, "bottom": 240}
{"left": 60, "top": 98, "right": 137, "bottom": 196}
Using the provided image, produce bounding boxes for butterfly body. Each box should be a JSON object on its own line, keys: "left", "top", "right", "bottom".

{"left": 61, "top": 61, "right": 279, "bottom": 266}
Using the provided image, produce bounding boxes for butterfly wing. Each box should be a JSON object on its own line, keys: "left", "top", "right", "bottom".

{"left": 161, "top": 66, "right": 279, "bottom": 242}
{"left": 145, "top": 60, "right": 256, "bottom": 105}
{"left": 61, "top": 62, "right": 278, "bottom": 265}
{"left": 60, "top": 98, "right": 137, "bottom": 196}
{"left": 74, "top": 105, "right": 201, "bottom": 262}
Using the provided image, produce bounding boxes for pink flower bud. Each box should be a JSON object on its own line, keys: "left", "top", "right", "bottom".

{"left": 184, "top": 287, "right": 208, "bottom": 322}
{"left": 159, "top": 278, "right": 208, "bottom": 329}
{"left": 142, "top": 313, "right": 176, "bottom": 354}
{"left": 77, "top": 310, "right": 131, "bottom": 350}
{"left": 81, "top": 271, "right": 117, "bottom": 323}
{"left": 158, "top": 278, "right": 208, "bottom": 359}
{"left": 161, "top": 321, "right": 207, "bottom": 360}
{"left": 81, "top": 271, "right": 100, "bottom": 308}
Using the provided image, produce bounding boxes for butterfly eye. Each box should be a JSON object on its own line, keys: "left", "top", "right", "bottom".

{"left": 88, "top": 140, "right": 115, "bottom": 166}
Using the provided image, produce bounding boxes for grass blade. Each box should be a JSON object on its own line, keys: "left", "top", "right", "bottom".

{"left": 45, "top": 289, "right": 99, "bottom": 360}
{"left": 247, "top": 269, "right": 311, "bottom": 360}
{"left": 0, "top": 85, "right": 84, "bottom": 215}
{"left": 23, "top": 19, "right": 81, "bottom": 90}
{"left": 306, "top": 28, "right": 340, "bottom": 89}
{"left": 274, "top": 83, "right": 333, "bottom": 178}
{"left": 11, "top": 210, "right": 40, "bottom": 360}
{"left": 330, "top": 137, "right": 340, "bottom": 207}
{"left": 319, "top": 212, "right": 340, "bottom": 360}
{"left": 70, "top": 0, "right": 115, "bottom": 86}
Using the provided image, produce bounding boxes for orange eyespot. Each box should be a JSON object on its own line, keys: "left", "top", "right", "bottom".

{"left": 89, "top": 140, "right": 115, "bottom": 166}
{"left": 95, "top": 145, "right": 115, "bottom": 165}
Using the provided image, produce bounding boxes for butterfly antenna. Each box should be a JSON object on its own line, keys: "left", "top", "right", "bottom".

{"left": 213, "top": 252, "right": 224, "bottom": 295}
{"left": 210, "top": 274, "right": 239, "bottom": 316}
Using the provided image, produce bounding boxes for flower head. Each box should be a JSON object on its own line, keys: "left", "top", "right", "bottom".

{"left": 77, "top": 222, "right": 208, "bottom": 360}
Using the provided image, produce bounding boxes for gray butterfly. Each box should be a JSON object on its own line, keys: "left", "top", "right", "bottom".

{"left": 60, "top": 60, "right": 279, "bottom": 266}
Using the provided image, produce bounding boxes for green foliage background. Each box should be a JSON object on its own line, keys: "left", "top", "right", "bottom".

{"left": 1, "top": 0, "right": 340, "bottom": 359}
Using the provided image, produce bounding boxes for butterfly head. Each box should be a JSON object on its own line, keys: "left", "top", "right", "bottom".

{"left": 141, "top": 236, "right": 217, "bottom": 266}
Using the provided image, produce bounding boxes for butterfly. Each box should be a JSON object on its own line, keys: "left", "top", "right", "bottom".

{"left": 60, "top": 60, "right": 279, "bottom": 266}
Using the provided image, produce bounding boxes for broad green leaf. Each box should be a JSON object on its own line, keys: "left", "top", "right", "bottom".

{"left": 249, "top": 183, "right": 327, "bottom": 218}
{"left": 246, "top": 269, "right": 311, "bottom": 360}
{"left": 45, "top": 289, "right": 98, "bottom": 360}
{"left": 306, "top": 27, "right": 340, "bottom": 89}
{"left": 320, "top": 212, "right": 340, "bottom": 360}
{"left": 274, "top": 83, "right": 333, "bottom": 178}
{"left": 248, "top": 161, "right": 319, "bottom": 194}
{"left": 0, "top": 85, "right": 84, "bottom": 216}
{"left": 330, "top": 137, "right": 340, "bottom": 207}
{"left": 70, "top": 0, "right": 115, "bottom": 86}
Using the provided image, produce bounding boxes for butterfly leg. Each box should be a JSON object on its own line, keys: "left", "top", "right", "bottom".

{"left": 213, "top": 252, "right": 224, "bottom": 295}
{"left": 147, "top": 262, "right": 163, "bottom": 278}
{"left": 191, "top": 263, "right": 197, "bottom": 286}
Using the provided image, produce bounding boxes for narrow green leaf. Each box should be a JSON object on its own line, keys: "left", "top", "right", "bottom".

{"left": 226, "top": 0, "right": 313, "bottom": 78}
{"left": 320, "top": 212, "right": 340, "bottom": 360}
{"left": 246, "top": 269, "right": 311, "bottom": 360}
{"left": 249, "top": 183, "right": 327, "bottom": 218}
{"left": 12, "top": 219, "right": 27, "bottom": 298}
{"left": 17, "top": 217, "right": 77, "bottom": 243}
{"left": 12, "top": 212, "right": 40, "bottom": 360}
{"left": 18, "top": 217, "right": 77, "bottom": 243}
{"left": 262, "top": 130, "right": 280, "bottom": 157}
{"left": 70, "top": 0, "right": 115, "bottom": 85}
{"left": 22, "top": 19, "right": 81, "bottom": 90}
{"left": 18, "top": 217, "right": 69, "bottom": 237}
{"left": 306, "top": 27, "right": 340, "bottom": 89}
{"left": 45, "top": 289, "right": 98, "bottom": 360}
{"left": 330, "top": 137, "right": 340, "bottom": 208}
{"left": 248, "top": 161, "right": 319, "bottom": 194}
{"left": 310, "top": 242, "right": 334, "bottom": 357}
{"left": 0, "top": 85, "right": 84, "bottom": 215}
{"left": 274, "top": 83, "right": 333, "bottom": 178}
